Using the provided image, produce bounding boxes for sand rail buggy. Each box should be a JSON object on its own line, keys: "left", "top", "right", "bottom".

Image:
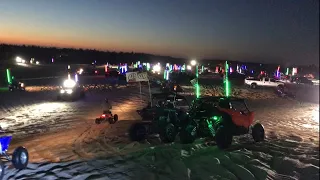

{"left": 136, "top": 92, "right": 189, "bottom": 120}
{"left": 8, "top": 81, "right": 25, "bottom": 92}
{"left": 179, "top": 97, "right": 265, "bottom": 149}
{"left": 0, "top": 136, "right": 29, "bottom": 179}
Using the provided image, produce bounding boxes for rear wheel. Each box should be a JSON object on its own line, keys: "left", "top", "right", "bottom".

{"left": 129, "top": 123, "right": 147, "bottom": 141}
{"left": 12, "top": 146, "right": 29, "bottom": 170}
{"left": 95, "top": 118, "right": 101, "bottom": 124}
{"left": 113, "top": 114, "right": 118, "bottom": 122}
{"left": 160, "top": 123, "right": 177, "bottom": 143}
{"left": 215, "top": 125, "right": 233, "bottom": 149}
{"left": 277, "top": 85, "right": 284, "bottom": 90}
{"left": 180, "top": 124, "right": 197, "bottom": 144}
{"left": 251, "top": 123, "right": 265, "bottom": 142}
{"left": 251, "top": 83, "right": 257, "bottom": 89}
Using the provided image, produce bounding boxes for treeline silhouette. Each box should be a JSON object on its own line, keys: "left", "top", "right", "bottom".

{"left": 0, "top": 44, "right": 186, "bottom": 65}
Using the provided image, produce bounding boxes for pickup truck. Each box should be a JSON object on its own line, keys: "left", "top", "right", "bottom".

{"left": 245, "top": 77, "right": 284, "bottom": 89}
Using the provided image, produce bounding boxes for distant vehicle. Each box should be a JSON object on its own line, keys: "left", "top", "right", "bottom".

{"left": 199, "top": 72, "right": 223, "bottom": 79}
{"left": 291, "top": 76, "right": 314, "bottom": 85}
{"left": 105, "top": 70, "right": 120, "bottom": 77}
{"left": 245, "top": 77, "right": 284, "bottom": 89}
{"left": 8, "top": 81, "right": 25, "bottom": 92}
{"left": 57, "top": 79, "right": 85, "bottom": 101}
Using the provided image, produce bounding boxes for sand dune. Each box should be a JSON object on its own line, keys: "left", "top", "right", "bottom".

{"left": 0, "top": 85, "right": 319, "bottom": 179}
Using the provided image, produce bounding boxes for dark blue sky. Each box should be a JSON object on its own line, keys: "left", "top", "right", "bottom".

{"left": 0, "top": 0, "right": 319, "bottom": 65}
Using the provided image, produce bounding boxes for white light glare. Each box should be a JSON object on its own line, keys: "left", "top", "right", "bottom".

{"left": 66, "top": 89, "right": 73, "bottom": 94}
{"left": 187, "top": 65, "right": 192, "bottom": 70}
{"left": 16, "top": 57, "right": 22, "bottom": 63}
{"left": 190, "top": 60, "right": 197, "bottom": 66}
{"left": 153, "top": 64, "right": 161, "bottom": 72}
{"left": 63, "top": 79, "right": 76, "bottom": 88}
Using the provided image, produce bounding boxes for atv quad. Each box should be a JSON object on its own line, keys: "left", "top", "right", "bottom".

{"left": 95, "top": 110, "right": 118, "bottom": 124}
{"left": 180, "top": 97, "right": 265, "bottom": 149}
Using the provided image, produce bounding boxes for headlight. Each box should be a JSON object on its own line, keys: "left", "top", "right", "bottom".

{"left": 60, "top": 89, "right": 65, "bottom": 94}
{"left": 20, "top": 83, "right": 24, "bottom": 87}
{"left": 66, "top": 89, "right": 73, "bottom": 94}
{"left": 63, "top": 79, "right": 76, "bottom": 88}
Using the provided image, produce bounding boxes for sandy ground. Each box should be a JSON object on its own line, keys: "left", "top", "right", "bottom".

{"left": 0, "top": 85, "right": 319, "bottom": 180}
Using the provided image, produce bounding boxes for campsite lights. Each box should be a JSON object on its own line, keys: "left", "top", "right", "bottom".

{"left": 190, "top": 60, "right": 197, "bottom": 66}
{"left": 276, "top": 66, "right": 280, "bottom": 78}
{"left": 181, "top": 64, "right": 186, "bottom": 72}
{"left": 146, "top": 63, "right": 150, "bottom": 71}
{"left": 286, "top": 68, "right": 289, "bottom": 75}
{"left": 187, "top": 65, "right": 192, "bottom": 70}
{"left": 292, "top": 67, "right": 298, "bottom": 76}
{"left": 152, "top": 64, "right": 161, "bottom": 74}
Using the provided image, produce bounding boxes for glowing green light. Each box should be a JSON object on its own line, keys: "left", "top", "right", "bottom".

{"left": 166, "top": 71, "right": 169, "bottom": 80}
{"left": 6, "top": 69, "right": 12, "bottom": 84}
{"left": 225, "top": 61, "right": 230, "bottom": 97}
{"left": 163, "top": 70, "right": 166, "bottom": 79}
{"left": 146, "top": 63, "right": 150, "bottom": 71}
{"left": 181, "top": 64, "right": 186, "bottom": 72}
{"left": 195, "top": 65, "right": 200, "bottom": 98}
{"left": 286, "top": 68, "right": 289, "bottom": 75}
{"left": 213, "top": 116, "right": 218, "bottom": 120}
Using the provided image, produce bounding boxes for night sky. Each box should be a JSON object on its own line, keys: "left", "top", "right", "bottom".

{"left": 0, "top": 0, "right": 318, "bottom": 65}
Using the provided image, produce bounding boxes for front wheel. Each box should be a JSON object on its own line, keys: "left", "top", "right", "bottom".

{"left": 251, "top": 83, "right": 257, "bottom": 89}
{"left": 215, "top": 125, "right": 233, "bottom": 149}
{"left": 251, "top": 123, "right": 265, "bottom": 142}
{"left": 113, "top": 114, "right": 118, "bottom": 122}
{"left": 180, "top": 125, "right": 197, "bottom": 144}
{"left": 12, "top": 146, "right": 29, "bottom": 170}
